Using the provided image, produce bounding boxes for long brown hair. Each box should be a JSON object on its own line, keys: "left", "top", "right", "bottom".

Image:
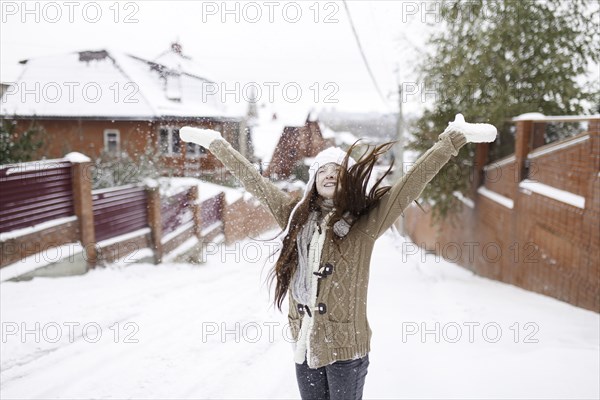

{"left": 269, "top": 140, "right": 395, "bottom": 310}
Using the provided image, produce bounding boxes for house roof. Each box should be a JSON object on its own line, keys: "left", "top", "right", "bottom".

{"left": 1, "top": 46, "right": 243, "bottom": 120}
{"left": 251, "top": 105, "right": 313, "bottom": 164}
{"left": 320, "top": 124, "right": 359, "bottom": 147}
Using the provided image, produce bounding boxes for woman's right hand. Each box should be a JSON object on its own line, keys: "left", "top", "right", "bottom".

{"left": 180, "top": 127, "right": 223, "bottom": 148}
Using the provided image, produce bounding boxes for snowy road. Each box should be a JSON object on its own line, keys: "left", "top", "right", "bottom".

{"left": 1, "top": 232, "right": 598, "bottom": 399}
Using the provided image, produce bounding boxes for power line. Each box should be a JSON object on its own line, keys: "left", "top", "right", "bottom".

{"left": 342, "top": 0, "right": 390, "bottom": 109}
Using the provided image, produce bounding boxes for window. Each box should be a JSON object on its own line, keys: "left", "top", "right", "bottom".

{"left": 158, "top": 127, "right": 183, "bottom": 156}
{"left": 186, "top": 142, "right": 207, "bottom": 158}
{"left": 172, "top": 128, "right": 181, "bottom": 153}
{"left": 159, "top": 128, "right": 170, "bottom": 154}
{"left": 104, "top": 129, "right": 120, "bottom": 154}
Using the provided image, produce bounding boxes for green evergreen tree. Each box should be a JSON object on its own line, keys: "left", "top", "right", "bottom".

{"left": 0, "top": 119, "right": 45, "bottom": 164}
{"left": 408, "top": 0, "right": 599, "bottom": 221}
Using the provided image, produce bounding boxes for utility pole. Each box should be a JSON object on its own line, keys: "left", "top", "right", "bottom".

{"left": 394, "top": 84, "right": 404, "bottom": 181}
{"left": 393, "top": 68, "right": 405, "bottom": 237}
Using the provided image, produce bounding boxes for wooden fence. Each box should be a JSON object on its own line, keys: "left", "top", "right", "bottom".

{"left": 0, "top": 158, "right": 229, "bottom": 274}
{"left": 405, "top": 116, "right": 599, "bottom": 313}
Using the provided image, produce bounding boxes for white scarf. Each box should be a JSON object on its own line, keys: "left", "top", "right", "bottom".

{"left": 291, "top": 199, "right": 334, "bottom": 305}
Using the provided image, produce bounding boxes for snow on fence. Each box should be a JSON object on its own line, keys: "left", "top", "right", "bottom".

{"left": 161, "top": 187, "right": 195, "bottom": 237}
{"left": 92, "top": 185, "right": 148, "bottom": 242}
{"left": 0, "top": 161, "right": 74, "bottom": 233}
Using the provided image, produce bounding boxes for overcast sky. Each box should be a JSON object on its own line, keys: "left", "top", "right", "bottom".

{"left": 0, "top": 0, "right": 439, "bottom": 116}
{"left": 2, "top": 1, "right": 597, "bottom": 118}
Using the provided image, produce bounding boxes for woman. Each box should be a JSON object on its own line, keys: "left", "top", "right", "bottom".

{"left": 180, "top": 114, "right": 496, "bottom": 400}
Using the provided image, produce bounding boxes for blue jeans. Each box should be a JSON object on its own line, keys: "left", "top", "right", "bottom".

{"left": 295, "top": 354, "right": 369, "bottom": 400}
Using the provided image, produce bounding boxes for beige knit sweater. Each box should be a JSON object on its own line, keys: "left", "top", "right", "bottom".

{"left": 209, "top": 129, "right": 467, "bottom": 368}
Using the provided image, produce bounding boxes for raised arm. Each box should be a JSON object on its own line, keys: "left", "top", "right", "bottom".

{"left": 356, "top": 114, "right": 497, "bottom": 239}
{"left": 181, "top": 127, "right": 296, "bottom": 229}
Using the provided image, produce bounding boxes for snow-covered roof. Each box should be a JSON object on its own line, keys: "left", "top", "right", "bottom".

{"left": 252, "top": 120, "right": 285, "bottom": 164}
{"left": 251, "top": 104, "right": 311, "bottom": 164}
{"left": 320, "top": 124, "right": 359, "bottom": 146}
{"left": 153, "top": 47, "right": 218, "bottom": 84}
{"left": 1, "top": 48, "right": 243, "bottom": 120}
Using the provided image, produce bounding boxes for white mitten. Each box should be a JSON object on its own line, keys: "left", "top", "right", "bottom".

{"left": 444, "top": 114, "right": 497, "bottom": 143}
{"left": 180, "top": 127, "right": 223, "bottom": 148}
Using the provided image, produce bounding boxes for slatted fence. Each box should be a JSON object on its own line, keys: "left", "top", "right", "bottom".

{"left": 92, "top": 185, "right": 148, "bottom": 242}
{"left": 0, "top": 161, "right": 74, "bottom": 233}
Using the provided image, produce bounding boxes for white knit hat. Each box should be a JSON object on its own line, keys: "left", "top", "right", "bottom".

{"left": 277, "top": 146, "right": 355, "bottom": 243}
{"left": 306, "top": 147, "right": 356, "bottom": 193}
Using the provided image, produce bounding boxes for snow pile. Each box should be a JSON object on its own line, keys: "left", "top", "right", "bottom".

{"left": 161, "top": 177, "right": 244, "bottom": 205}
{"left": 3, "top": 158, "right": 70, "bottom": 175}
{"left": 513, "top": 112, "right": 546, "bottom": 121}
{"left": 63, "top": 152, "right": 91, "bottom": 163}
{"left": 512, "top": 113, "right": 599, "bottom": 122}
{"left": 519, "top": 179, "right": 585, "bottom": 209}
{"left": 477, "top": 186, "right": 514, "bottom": 209}
{"left": 453, "top": 191, "right": 475, "bottom": 208}
{"left": 446, "top": 114, "right": 497, "bottom": 143}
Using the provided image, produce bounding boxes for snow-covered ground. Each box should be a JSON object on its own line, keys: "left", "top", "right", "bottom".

{"left": 1, "top": 231, "right": 598, "bottom": 399}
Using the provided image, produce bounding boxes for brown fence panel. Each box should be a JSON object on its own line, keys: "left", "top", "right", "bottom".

{"left": 0, "top": 162, "right": 74, "bottom": 233}
{"left": 161, "top": 187, "right": 194, "bottom": 236}
{"left": 200, "top": 193, "right": 223, "bottom": 228}
{"left": 92, "top": 185, "right": 148, "bottom": 242}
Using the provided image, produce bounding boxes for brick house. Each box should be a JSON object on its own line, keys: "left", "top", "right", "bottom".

{"left": 0, "top": 43, "right": 250, "bottom": 176}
